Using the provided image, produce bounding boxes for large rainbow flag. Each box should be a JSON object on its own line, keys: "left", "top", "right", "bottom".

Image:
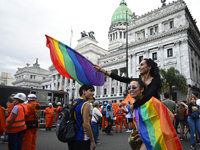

{"left": 135, "top": 97, "right": 182, "bottom": 150}
{"left": 45, "top": 35, "right": 105, "bottom": 86}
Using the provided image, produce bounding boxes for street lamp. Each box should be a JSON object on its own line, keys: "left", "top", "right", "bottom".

{"left": 125, "top": 10, "right": 129, "bottom": 97}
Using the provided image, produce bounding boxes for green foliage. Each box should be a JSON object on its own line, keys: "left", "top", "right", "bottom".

{"left": 160, "top": 67, "right": 187, "bottom": 96}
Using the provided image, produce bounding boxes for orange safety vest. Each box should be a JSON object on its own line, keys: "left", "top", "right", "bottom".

{"left": 25, "top": 101, "right": 41, "bottom": 122}
{"left": 6, "top": 104, "right": 27, "bottom": 133}
{"left": 56, "top": 106, "right": 62, "bottom": 114}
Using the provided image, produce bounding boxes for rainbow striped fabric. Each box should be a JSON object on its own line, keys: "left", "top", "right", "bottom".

{"left": 45, "top": 35, "right": 105, "bottom": 86}
{"left": 135, "top": 97, "right": 182, "bottom": 150}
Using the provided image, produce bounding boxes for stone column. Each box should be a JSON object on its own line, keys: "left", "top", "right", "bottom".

{"left": 51, "top": 75, "right": 54, "bottom": 90}
{"left": 55, "top": 74, "right": 58, "bottom": 90}
{"left": 59, "top": 76, "right": 63, "bottom": 90}
{"left": 132, "top": 53, "right": 137, "bottom": 78}
{"left": 159, "top": 45, "right": 164, "bottom": 68}
{"left": 101, "top": 85, "right": 104, "bottom": 98}
{"left": 175, "top": 41, "right": 181, "bottom": 74}
{"left": 108, "top": 77, "right": 112, "bottom": 97}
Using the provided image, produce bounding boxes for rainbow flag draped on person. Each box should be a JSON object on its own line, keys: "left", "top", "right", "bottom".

{"left": 45, "top": 35, "right": 105, "bottom": 86}
{"left": 135, "top": 97, "right": 182, "bottom": 150}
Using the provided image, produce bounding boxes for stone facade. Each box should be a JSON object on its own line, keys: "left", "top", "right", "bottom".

{"left": 13, "top": 59, "right": 51, "bottom": 89}
{"left": 0, "top": 72, "right": 15, "bottom": 86}
{"left": 13, "top": 0, "right": 200, "bottom": 103}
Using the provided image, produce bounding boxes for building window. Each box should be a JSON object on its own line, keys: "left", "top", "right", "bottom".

{"left": 150, "top": 28, "right": 154, "bottom": 35}
{"left": 152, "top": 52, "right": 157, "bottom": 60}
{"left": 43, "top": 77, "right": 45, "bottom": 80}
{"left": 167, "top": 48, "right": 173, "bottom": 57}
{"left": 113, "top": 34, "right": 115, "bottom": 40}
{"left": 120, "top": 32, "right": 122, "bottom": 39}
{"left": 155, "top": 26, "right": 158, "bottom": 33}
{"left": 124, "top": 32, "right": 126, "bottom": 39}
{"left": 137, "top": 31, "right": 145, "bottom": 40}
{"left": 164, "top": 23, "right": 168, "bottom": 30}
{"left": 110, "top": 35, "right": 112, "bottom": 41}
{"left": 120, "top": 87, "right": 122, "bottom": 93}
{"left": 139, "top": 56, "right": 143, "bottom": 63}
{"left": 191, "top": 58, "right": 194, "bottom": 70}
{"left": 112, "top": 88, "right": 114, "bottom": 94}
{"left": 170, "top": 21, "right": 173, "bottom": 29}
{"left": 116, "top": 32, "right": 117, "bottom": 39}
{"left": 104, "top": 89, "right": 107, "bottom": 95}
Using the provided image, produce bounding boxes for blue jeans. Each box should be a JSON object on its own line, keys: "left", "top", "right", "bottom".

{"left": 187, "top": 116, "right": 200, "bottom": 145}
{"left": 91, "top": 122, "right": 99, "bottom": 144}
{"left": 8, "top": 130, "right": 25, "bottom": 150}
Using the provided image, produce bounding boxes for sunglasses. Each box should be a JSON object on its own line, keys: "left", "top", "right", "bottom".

{"left": 127, "top": 85, "right": 137, "bottom": 91}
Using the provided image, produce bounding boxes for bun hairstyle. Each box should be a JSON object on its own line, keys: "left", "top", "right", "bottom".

{"left": 144, "top": 58, "right": 161, "bottom": 92}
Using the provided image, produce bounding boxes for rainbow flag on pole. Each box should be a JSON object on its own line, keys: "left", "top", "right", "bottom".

{"left": 135, "top": 97, "right": 182, "bottom": 150}
{"left": 45, "top": 35, "right": 105, "bottom": 86}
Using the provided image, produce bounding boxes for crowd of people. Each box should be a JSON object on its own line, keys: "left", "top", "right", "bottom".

{"left": 0, "top": 92, "right": 63, "bottom": 150}
{"left": 0, "top": 58, "right": 200, "bottom": 150}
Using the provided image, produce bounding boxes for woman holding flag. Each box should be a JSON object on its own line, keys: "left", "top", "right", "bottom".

{"left": 94, "top": 58, "right": 162, "bottom": 109}
{"left": 127, "top": 79, "right": 182, "bottom": 150}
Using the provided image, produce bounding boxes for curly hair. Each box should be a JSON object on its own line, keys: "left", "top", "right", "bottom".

{"left": 144, "top": 58, "right": 162, "bottom": 92}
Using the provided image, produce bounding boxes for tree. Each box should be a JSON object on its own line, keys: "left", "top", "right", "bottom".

{"left": 160, "top": 67, "right": 187, "bottom": 98}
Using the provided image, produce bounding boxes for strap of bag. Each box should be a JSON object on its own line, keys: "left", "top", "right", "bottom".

{"left": 93, "top": 115, "right": 99, "bottom": 123}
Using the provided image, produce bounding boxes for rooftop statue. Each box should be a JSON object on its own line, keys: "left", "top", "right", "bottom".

{"left": 81, "top": 31, "right": 88, "bottom": 38}
{"left": 161, "top": 0, "right": 166, "bottom": 6}
{"left": 88, "top": 31, "right": 96, "bottom": 40}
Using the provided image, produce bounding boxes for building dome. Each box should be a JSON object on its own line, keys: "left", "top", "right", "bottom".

{"left": 111, "top": 0, "right": 132, "bottom": 26}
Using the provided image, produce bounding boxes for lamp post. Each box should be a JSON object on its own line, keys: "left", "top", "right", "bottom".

{"left": 125, "top": 10, "right": 129, "bottom": 96}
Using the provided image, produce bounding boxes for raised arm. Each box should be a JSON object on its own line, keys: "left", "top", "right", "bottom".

{"left": 94, "top": 65, "right": 132, "bottom": 83}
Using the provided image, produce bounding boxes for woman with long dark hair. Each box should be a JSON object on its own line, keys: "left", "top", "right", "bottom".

{"left": 127, "top": 79, "right": 181, "bottom": 150}
{"left": 94, "top": 58, "right": 161, "bottom": 109}
{"left": 187, "top": 95, "right": 200, "bottom": 149}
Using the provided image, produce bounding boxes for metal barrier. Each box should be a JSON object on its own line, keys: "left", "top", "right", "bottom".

{"left": 38, "top": 110, "right": 57, "bottom": 127}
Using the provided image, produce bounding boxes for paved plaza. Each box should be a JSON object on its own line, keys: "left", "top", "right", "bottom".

{"left": 0, "top": 126, "right": 198, "bottom": 150}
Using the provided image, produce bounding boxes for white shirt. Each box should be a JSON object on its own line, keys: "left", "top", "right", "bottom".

{"left": 91, "top": 107, "right": 102, "bottom": 122}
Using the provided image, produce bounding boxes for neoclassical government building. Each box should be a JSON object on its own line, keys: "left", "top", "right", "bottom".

{"left": 13, "top": 0, "right": 200, "bottom": 104}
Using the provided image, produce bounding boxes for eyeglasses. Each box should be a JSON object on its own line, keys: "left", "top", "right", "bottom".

{"left": 127, "top": 85, "right": 137, "bottom": 91}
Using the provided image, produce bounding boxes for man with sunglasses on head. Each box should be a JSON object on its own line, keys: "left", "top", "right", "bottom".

{"left": 105, "top": 100, "right": 114, "bottom": 135}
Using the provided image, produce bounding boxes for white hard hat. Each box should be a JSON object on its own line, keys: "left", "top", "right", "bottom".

{"left": 27, "top": 94, "right": 37, "bottom": 101}
{"left": 13, "top": 93, "right": 26, "bottom": 102}
{"left": 48, "top": 103, "right": 52, "bottom": 106}
{"left": 57, "top": 102, "right": 61, "bottom": 105}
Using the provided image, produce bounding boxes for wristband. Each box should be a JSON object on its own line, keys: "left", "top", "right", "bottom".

{"left": 105, "top": 71, "right": 107, "bottom": 75}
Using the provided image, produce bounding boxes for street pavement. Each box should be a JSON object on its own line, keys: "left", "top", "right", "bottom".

{"left": 0, "top": 127, "right": 199, "bottom": 150}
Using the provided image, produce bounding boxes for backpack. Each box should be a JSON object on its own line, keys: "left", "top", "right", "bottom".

{"left": 102, "top": 106, "right": 106, "bottom": 115}
{"left": 25, "top": 103, "right": 41, "bottom": 129}
{"left": 56, "top": 99, "right": 84, "bottom": 143}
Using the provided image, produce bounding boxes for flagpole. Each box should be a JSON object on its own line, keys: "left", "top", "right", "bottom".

{"left": 70, "top": 27, "right": 73, "bottom": 47}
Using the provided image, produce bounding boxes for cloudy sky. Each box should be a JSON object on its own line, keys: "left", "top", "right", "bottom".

{"left": 0, "top": 0, "right": 199, "bottom": 78}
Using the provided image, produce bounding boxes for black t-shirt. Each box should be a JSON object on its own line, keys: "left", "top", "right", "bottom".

{"left": 110, "top": 73, "right": 160, "bottom": 108}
